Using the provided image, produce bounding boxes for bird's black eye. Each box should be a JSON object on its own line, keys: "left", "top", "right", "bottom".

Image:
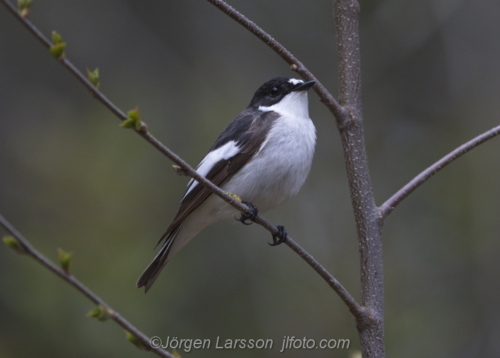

{"left": 270, "top": 86, "right": 280, "bottom": 96}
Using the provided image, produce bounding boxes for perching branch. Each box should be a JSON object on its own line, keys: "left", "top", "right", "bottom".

{"left": 1, "top": 0, "right": 365, "bottom": 319}
{"left": 380, "top": 124, "right": 500, "bottom": 218}
{"left": 0, "top": 214, "right": 175, "bottom": 358}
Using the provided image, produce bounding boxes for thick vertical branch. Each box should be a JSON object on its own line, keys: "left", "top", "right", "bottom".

{"left": 334, "top": 0, "right": 385, "bottom": 357}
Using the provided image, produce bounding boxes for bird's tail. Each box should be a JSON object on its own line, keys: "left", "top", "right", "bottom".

{"left": 136, "top": 226, "right": 180, "bottom": 293}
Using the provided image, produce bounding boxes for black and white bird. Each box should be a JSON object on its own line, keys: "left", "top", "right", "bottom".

{"left": 137, "top": 77, "right": 316, "bottom": 292}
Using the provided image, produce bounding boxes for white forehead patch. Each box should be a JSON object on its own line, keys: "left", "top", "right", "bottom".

{"left": 288, "top": 78, "right": 303, "bottom": 85}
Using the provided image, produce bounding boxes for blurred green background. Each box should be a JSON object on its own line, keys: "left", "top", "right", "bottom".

{"left": 1, "top": 0, "right": 500, "bottom": 357}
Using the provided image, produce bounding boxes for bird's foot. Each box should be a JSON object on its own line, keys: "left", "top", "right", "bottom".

{"left": 269, "top": 225, "right": 288, "bottom": 246}
{"left": 235, "top": 201, "right": 259, "bottom": 225}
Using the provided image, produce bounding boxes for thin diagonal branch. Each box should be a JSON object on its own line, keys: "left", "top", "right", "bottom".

{"left": 0, "top": 214, "right": 175, "bottom": 358}
{"left": 1, "top": 0, "right": 365, "bottom": 318}
{"left": 284, "top": 237, "right": 367, "bottom": 317}
{"left": 205, "top": 0, "right": 349, "bottom": 125}
{"left": 380, "top": 124, "right": 500, "bottom": 218}
{"left": 0, "top": 0, "right": 261, "bottom": 226}
{"left": 145, "top": 132, "right": 361, "bottom": 316}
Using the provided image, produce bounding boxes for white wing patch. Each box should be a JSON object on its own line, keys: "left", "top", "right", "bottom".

{"left": 183, "top": 140, "right": 241, "bottom": 199}
{"left": 288, "top": 78, "right": 303, "bottom": 85}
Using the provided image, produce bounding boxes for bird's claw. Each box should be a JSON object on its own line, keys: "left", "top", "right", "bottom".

{"left": 235, "top": 201, "right": 259, "bottom": 225}
{"left": 269, "top": 225, "right": 288, "bottom": 246}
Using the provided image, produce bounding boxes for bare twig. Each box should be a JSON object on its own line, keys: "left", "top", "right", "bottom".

{"left": 0, "top": 214, "right": 175, "bottom": 358}
{"left": 334, "top": 0, "right": 385, "bottom": 356}
{"left": 380, "top": 124, "right": 500, "bottom": 218}
{"left": 284, "top": 237, "right": 367, "bottom": 317}
{"left": 1, "top": 0, "right": 364, "bottom": 317}
{"left": 205, "top": 0, "right": 348, "bottom": 125}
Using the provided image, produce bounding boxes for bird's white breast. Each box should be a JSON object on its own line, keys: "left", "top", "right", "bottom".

{"left": 224, "top": 91, "right": 316, "bottom": 213}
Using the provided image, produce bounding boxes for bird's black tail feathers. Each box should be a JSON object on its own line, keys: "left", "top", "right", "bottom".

{"left": 136, "top": 227, "right": 180, "bottom": 292}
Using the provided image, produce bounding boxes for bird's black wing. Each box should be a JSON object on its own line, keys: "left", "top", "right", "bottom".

{"left": 159, "top": 109, "right": 279, "bottom": 243}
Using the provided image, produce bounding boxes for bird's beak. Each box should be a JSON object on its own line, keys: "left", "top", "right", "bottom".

{"left": 293, "top": 80, "right": 315, "bottom": 92}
